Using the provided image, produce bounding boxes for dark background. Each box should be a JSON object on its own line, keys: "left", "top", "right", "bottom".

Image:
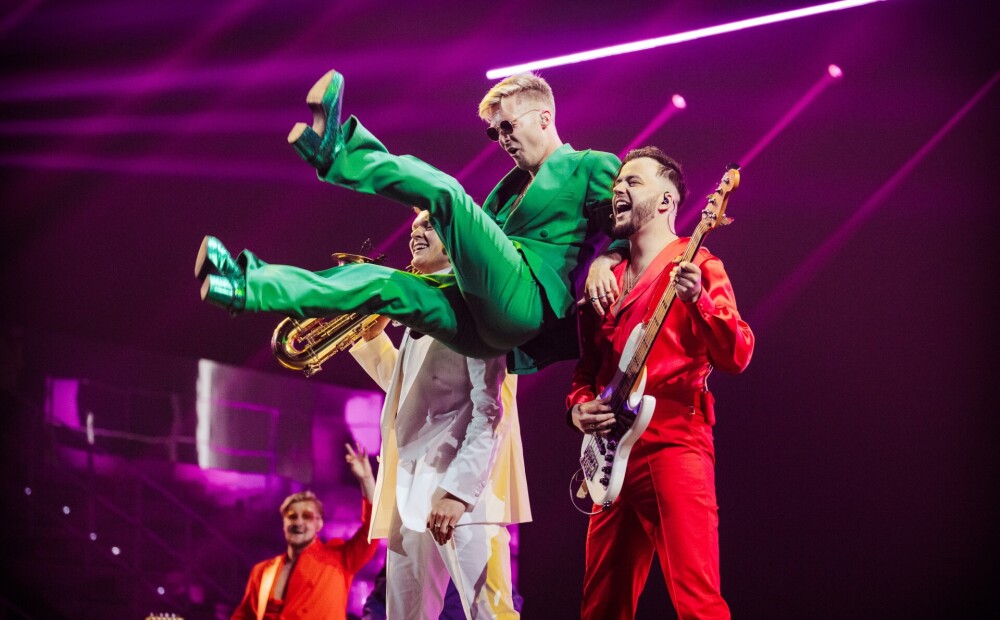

{"left": 1, "top": 0, "right": 996, "bottom": 617}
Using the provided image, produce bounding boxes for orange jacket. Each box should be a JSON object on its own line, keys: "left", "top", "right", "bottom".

{"left": 232, "top": 499, "right": 377, "bottom": 620}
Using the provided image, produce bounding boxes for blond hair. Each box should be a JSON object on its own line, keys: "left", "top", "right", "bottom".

{"left": 478, "top": 72, "right": 555, "bottom": 122}
{"left": 280, "top": 490, "right": 324, "bottom": 518}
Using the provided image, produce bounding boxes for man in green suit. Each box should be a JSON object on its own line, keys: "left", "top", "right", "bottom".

{"left": 197, "top": 71, "right": 619, "bottom": 373}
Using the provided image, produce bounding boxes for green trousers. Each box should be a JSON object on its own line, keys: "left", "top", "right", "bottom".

{"left": 243, "top": 117, "right": 544, "bottom": 358}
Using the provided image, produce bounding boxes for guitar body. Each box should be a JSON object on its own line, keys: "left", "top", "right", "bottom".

{"left": 579, "top": 323, "right": 657, "bottom": 507}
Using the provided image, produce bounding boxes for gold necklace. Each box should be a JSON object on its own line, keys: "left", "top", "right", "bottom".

{"left": 622, "top": 262, "right": 649, "bottom": 296}
{"left": 613, "top": 261, "right": 648, "bottom": 313}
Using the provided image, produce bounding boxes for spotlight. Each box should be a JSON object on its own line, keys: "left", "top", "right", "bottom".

{"left": 111, "top": 546, "right": 121, "bottom": 555}
{"left": 62, "top": 506, "right": 71, "bottom": 515}
{"left": 828, "top": 64, "right": 843, "bottom": 78}
{"left": 157, "top": 587, "right": 165, "bottom": 595}
{"left": 24, "top": 487, "right": 31, "bottom": 496}
{"left": 89, "top": 532, "right": 98, "bottom": 541}
{"left": 671, "top": 94, "right": 687, "bottom": 109}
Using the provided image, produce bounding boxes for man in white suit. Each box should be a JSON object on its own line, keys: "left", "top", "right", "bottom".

{"left": 350, "top": 209, "right": 531, "bottom": 619}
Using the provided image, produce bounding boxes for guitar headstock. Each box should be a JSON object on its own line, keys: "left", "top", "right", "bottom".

{"left": 700, "top": 163, "right": 740, "bottom": 231}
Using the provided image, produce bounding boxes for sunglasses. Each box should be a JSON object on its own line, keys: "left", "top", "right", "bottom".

{"left": 486, "top": 109, "right": 542, "bottom": 141}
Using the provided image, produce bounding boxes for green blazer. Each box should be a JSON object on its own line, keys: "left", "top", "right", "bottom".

{"left": 482, "top": 144, "right": 620, "bottom": 372}
{"left": 325, "top": 118, "right": 620, "bottom": 373}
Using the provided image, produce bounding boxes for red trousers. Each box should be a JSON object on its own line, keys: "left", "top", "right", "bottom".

{"left": 581, "top": 399, "right": 730, "bottom": 619}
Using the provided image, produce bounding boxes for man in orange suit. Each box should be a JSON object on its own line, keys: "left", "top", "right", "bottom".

{"left": 231, "top": 443, "right": 379, "bottom": 620}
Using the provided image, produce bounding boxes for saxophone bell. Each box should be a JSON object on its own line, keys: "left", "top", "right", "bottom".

{"left": 270, "top": 249, "right": 414, "bottom": 377}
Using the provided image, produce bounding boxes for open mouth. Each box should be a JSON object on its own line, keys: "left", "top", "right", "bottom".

{"left": 614, "top": 199, "right": 632, "bottom": 215}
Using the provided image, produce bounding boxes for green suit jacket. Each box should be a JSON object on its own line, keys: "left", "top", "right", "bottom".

{"left": 320, "top": 117, "right": 620, "bottom": 373}
{"left": 484, "top": 145, "right": 620, "bottom": 372}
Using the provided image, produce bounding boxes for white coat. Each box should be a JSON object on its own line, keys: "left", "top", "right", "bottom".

{"left": 350, "top": 330, "right": 532, "bottom": 542}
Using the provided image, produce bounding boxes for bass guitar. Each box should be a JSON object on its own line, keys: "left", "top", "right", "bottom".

{"left": 578, "top": 164, "right": 741, "bottom": 510}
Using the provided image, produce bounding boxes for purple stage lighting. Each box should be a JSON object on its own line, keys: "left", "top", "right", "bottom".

{"left": 749, "top": 69, "right": 1000, "bottom": 328}
{"left": 486, "top": 0, "right": 885, "bottom": 78}
{"left": 618, "top": 95, "right": 687, "bottom": 159}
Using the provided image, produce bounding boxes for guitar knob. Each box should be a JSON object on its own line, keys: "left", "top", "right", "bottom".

{"left": 604, "top": 453, "right": 614, "bottom": 462}
{"left": 599, "top": 477, "right": 609, "bottom": 485}
{"left": 602, "top": 465, "right": 612, "bottom": 474}
{"left": 607, "top": 440, "right": 618, "bottom": 449}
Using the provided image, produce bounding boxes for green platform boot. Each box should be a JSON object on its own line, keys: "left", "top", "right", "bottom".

{"left": 200, "top": 273, "right": 246, "bottom": 315}
{"left": 195, "top": 235, "right": 246, "bottom": 315}
{"left": 195, "top": 235, "right": 242, "bottom": 282}
{"left": 287, "top": 69, "right": 345, "bottom": 173}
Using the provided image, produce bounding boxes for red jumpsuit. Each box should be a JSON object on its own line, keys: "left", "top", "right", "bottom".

{"left": 567, "top": 239, "right": 754, "bottom": 619}
{"left": 232, "top": 499, "right": 378, "bottom": 620}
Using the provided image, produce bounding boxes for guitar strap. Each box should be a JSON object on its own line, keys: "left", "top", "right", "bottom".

{"left": 257, "top": 556, "right": 282, "bottom": 620}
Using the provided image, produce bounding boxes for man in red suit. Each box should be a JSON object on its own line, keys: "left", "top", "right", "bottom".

{"left": 232, "top": 443, "right": 379, "bottom": 620}
{"left": 567, "top": 147, "right": 754, "bottom": 619}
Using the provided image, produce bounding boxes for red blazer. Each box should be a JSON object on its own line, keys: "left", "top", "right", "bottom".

{"left": 232, "top": 500, "right": 378, "bottom": 620}
{"left": 568, "top": 239, "right": 754, "bottom": 423}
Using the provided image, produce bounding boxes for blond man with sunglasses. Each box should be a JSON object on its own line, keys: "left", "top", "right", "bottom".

{"left": 197, "top": 72, "right": 619, "bottom": 375}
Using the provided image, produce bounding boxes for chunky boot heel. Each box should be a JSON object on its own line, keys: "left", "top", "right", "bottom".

{"left": 288, "top": 123, "right": 329, "bottom": 171}
{"left": 195, "top": 235, "right": 242, "bottom": 281}
{"left": 288, "top": 69, "right": 345, "bottom": 171}
{"left": 200, "top": 274, "right": 246, "bottom": 315}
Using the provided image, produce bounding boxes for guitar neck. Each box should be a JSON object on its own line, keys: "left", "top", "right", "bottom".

{"left": 616, "top": 220, "right": 712, "bottom": 392}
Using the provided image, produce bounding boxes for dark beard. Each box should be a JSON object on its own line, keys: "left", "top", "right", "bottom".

{"left": 611, "top": 198, "right": 655, "bottom": 239}
{"left": 611, "top": 219, "right": 638, "bottom": 239}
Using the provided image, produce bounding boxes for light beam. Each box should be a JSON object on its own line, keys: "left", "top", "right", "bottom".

{"left": 486, "top": 0, "right": 884, "bottom": 78}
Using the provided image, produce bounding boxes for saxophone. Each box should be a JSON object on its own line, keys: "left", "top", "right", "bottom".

{"left": 271, "top": 246, "right": 406, "bottom": 378}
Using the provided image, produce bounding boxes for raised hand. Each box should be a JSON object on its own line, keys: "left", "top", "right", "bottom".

{"left": 345, "top": 441, "right": 376, "bottom": 500}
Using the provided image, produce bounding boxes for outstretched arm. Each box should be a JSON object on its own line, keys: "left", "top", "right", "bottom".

{"left": 338, "top": 442, "right": 380, "bottom": 572}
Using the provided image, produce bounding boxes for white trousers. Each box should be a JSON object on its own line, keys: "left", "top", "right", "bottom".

{"left": 385, "top": 508, "right": 519, "bottom": 619}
